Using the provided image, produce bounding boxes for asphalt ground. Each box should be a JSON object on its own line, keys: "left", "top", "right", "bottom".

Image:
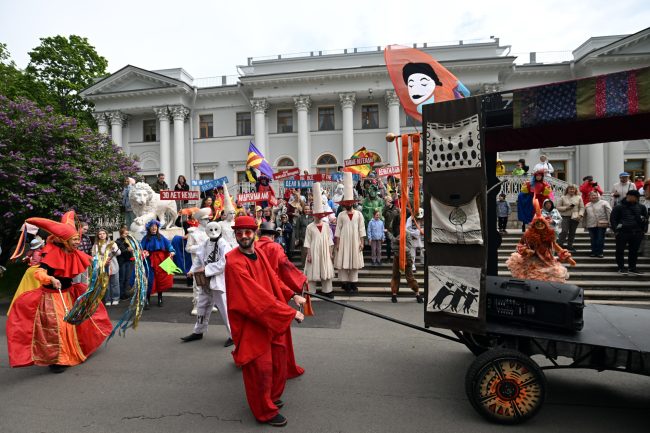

{"left": 1, "top": 299, "right": 649, "bottom": 433}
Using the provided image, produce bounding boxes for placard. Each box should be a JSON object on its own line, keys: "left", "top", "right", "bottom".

{"left": 344, "top": 157, "right": 375, "bottom": 167}
{"left": 275, "top": 168, "right": 301, "bottom": 180}
{"left": 237, "top": 191, "right": 271, "bottom": 203}
{"left": 284, "top": 180, "right": 314, "bottom": 188}
{"left": 376, "top": 165, "right": 401, "bottom": 177}
{"left": 196, "top": 176, "right": 229, "bottom": 192}
{"left": 160, "top": 190, "right": 200, "bottom": 201}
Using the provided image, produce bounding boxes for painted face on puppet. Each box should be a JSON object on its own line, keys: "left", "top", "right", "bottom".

{"left": 206, "top": 222, "right": 222, "bottom": 241}
{"left": 407, "top": 72, "right": 436, "bottom": 105}
{"left": 534, "top": 218, "right": 546, "bottom": 231}
{"left": 369, "top": 188, "right": 377, "bottom": 199}
{"left": 199, "top": 216, "right": 210, "bottom": 229}
{"left": 226, "top": 210, "right": 235, "bottom": 222}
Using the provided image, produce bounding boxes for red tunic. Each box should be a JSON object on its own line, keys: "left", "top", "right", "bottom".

{"left": 256, "top": 237, "right": 307, "bottom": 379}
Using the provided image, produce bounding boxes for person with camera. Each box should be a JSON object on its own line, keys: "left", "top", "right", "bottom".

{"left": 579, "top": 176, "right": 604, "bottom": 205}
{"left": 610, "top": 172, "right": 637, "bottom": 207}
{"left": 610, "top": 190, "right": 647, "bottom": 275}
{"left": 557, "top": 184, "right": 585, "bottom": 252}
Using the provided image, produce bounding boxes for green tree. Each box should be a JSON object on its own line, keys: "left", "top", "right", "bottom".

{"left": 0, "top": 43, "right": 55, "bottom": 108}
{"left": 26, "top": 35, "right": 108, "bottom": 126}
{"left": 0, "top": 96, "right": 140, "bottom": 265}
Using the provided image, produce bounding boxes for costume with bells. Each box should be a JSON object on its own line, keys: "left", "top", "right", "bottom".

{"left": 6, "top": 211, "right": 112, "bottom": 371}
{"left": 185, "top": 208, "right": 210, "bottom": 315}
{"left": 181, "top": 221, "right": 234, "bottom": 346}
{"left": 225, "top": 216, "right": 305, "bottom": 426}
{"left": 304, "top": 182, "right": 336, "bottom": 297}
{"left": 334, "top": 172, "right": 366, "bottom": 292}
{"left": 506, "top": 199, "right": 576, "bottom": 283}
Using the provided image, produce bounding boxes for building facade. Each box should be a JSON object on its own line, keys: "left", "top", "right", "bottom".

{"left": 81, "top": 28, "right": 650, "bottom": 188}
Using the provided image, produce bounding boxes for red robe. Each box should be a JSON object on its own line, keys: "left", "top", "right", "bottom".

{"left": 256, "top": 237, "right": 307, "bottom": 379}
{"left": 6, "top": 244, "right": 113, "bottom": 368}
{"left": 225, "top": 247, "right": 297, "bottom": 422}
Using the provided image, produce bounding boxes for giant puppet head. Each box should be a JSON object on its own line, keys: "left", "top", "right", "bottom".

{"left": 206, "top": 221, "right": 222, "bottom": 241}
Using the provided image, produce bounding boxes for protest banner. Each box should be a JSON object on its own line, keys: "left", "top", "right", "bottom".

{"left": 274, "top": 168, "right": 301, "bottom": 180}
{"left": 344, "top": 157, "right": 375, "bottom": 167}
{"left": 237, "top": 191, "right": 271, "bottom": 203}
{"left": 376, "top": 165, "right": 401, "bottom": 177}
{"left": 284, "top": 179, "right": 314, "bottom": 188}
{"left": 160, "top": 190, "right": 200, "bottom": 201}
{"left": 194, "top": 176, "right": 229, "bottom": 192}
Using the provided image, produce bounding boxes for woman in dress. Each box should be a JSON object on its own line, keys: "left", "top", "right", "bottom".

{"left": 140, "top": 219, "right": 175, "bottom": 308}
{"left": 6, "top": 212, "right": 112, "bottom": 373}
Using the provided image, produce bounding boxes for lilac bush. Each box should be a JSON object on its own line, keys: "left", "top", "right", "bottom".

{"left": 0, "top": 96, "right": 139, "bottom": 263}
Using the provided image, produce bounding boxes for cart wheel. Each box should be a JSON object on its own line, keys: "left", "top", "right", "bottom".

{"left": 465, "top": 348, "right": 546, "bottom": 425}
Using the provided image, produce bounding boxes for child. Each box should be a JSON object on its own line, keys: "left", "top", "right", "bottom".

{"left": 512, "top": 161, "right": 526, "bottom": 176}
{"left": 92, "top": 228, "right": 121, "bottom": 306}
{"left": 496, "top": 193, "right": 511, "bottom": 234}
{"left": 23, "top": 237, "right": 45, "bottom": 266}
{"left": 367, "top": 210, "right": 385, "bottom": 266}
{"left": 542, "top": 199, "right": 562, "bottom": 237}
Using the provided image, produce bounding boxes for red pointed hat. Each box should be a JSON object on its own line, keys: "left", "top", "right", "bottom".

{"left": 26, "top": 216, "right": 78, "bottom": 241}
{"left": 60, "top": 210, "right": 79, "bottom": 231}
{"left": 232, "top": 215, "right": 258, "bottom": 230}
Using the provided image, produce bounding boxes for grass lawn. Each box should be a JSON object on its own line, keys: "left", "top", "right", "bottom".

{"left": 0, "top": 261, "right": 28, "bottom": 302}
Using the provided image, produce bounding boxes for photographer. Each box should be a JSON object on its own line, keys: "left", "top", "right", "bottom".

{"left": 610, "top": 190, "right": 647, "bottom": 275}
{"left": 579, "top": 175, "right": 604, "bottom": 205}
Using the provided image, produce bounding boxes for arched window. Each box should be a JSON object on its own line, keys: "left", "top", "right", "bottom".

{"left": 316, "top": 153, "right": 338, "bottom": 174}
{"left": 276, "top": 157, "right": 295, "bottom": 167}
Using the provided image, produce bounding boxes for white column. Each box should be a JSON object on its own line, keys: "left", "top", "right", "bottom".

{"left": 294, "top": 96, "right": 311, "bottom": 172}
{"left": 154, "top": 107, "right": 171, "bottom": 179}
{"left": 340, "top": 93, "right": 356, "bottom": 160}
{"left": 586, "top": 142, "right": 606, "bottom": 186}
{"left": 171, "top": 105, "right": 190, "bottom": 181}
{"left": 607, "top": 141, "right": 625, "bottom": 191}
{"left": 251, "top": 98, "right": 269, "bottom": 157}
{"left": 385, "top": 90, "right": 400, "bottom": 166}
{"left": 93, "top": 112, "right": 108, "bottom": 135}
{"left": 108, "top": 111, "right": 125, "bottom": 147}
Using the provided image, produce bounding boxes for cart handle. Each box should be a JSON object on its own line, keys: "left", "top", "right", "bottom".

{"left": 308, "top": 292, "right": 463, "bottom": 344}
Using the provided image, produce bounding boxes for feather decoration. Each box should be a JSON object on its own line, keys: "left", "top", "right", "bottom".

{"left": 107, "top": 235, "right": 149, "bottom": 340}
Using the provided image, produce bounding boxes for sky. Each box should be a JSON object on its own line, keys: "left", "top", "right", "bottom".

{"left": 1, "top": 0, "right": 649, "bottom": 78}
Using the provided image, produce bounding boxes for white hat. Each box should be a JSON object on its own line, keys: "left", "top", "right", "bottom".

{"left": 312, "top": 182, "right": 333, "bottom": 217}
{"left": 222, "top": 183, "right": 235, "bottom": 213}
{"left": 194, "top": 208, "right": 212, "bottom": 220}
{"left": 30, "top": 237, "right": 44, "bottom": 249}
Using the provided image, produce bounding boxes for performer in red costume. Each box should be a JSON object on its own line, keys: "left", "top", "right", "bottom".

{"left": 225, "top": 216, "right": 306, "bottom": 427}
{"left": 256, "top": 221, "right": 308, "bottom": 379}
{"left": 6, "top": 211, "right": 113, "bottom": 373}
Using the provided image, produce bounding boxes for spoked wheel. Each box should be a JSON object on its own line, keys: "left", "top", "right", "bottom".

{"left": 465, "top": 348, "right": 546, "bottom": 425}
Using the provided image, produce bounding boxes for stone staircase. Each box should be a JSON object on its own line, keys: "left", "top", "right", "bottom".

{"left": 170, "top": 232, "right": 650, "bottom": 303}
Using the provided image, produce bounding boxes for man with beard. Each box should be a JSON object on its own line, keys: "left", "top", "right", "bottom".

{"left": 182, "top": 221, "right": 234, "bottom": 346}
{"left": 225, "top": 216, "right": 306, "bottom": 427}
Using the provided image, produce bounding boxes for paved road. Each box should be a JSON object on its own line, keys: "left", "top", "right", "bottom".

{"left": 1, "top": 299, "right": 649, "bottom": 433}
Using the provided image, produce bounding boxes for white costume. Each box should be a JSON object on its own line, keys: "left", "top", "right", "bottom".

{"left": 406, "top": 208, "right": 424, "bottom": 269}
{"left": 218, "top": 183, "right": 237, "bottom": 248}
{"left": 186, "top": 208, "right": 210, "bottom": 314}
{"left": 189, "top": 222, "right": 233, "bottom": 338}
{"left": 334, "top": 172, "right": 366, "bottom": 285}
{"left": 304, "top": 182, "right": 335, "bottom": 294}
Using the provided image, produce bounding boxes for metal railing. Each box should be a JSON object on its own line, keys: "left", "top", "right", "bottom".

{"left": 497, "top": 175, "right": 570, "bottom": 202}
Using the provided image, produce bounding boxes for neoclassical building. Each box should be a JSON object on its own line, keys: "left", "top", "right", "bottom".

{"left": 81, "top": 28, "right": 650, "bottom": 188}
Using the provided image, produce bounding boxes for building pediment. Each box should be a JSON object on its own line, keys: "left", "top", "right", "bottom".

{"left": 81, "top": 65, "right": 192, "bottom": 99}
{"left": 576, "top": 27, "right": 650, "bottom": 64}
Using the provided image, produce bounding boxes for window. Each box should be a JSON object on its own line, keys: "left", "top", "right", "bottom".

{"left": 143, "top": 175, "right": 158, "bottom": 185}
{"left": 236, "top": 112, "right": 251, "bottom": 136}
{"left": 277, "top": 157, "right": 295, "bottom": 167}
{"left": 318, "top": 106, "right": 335, "bottom": 131}
{"left": 554, "top": 160, "right": 567, "bottom": 181}
{"left": 199, "top": 115, "right": 213, "bottom": 138}
{"left": 143, "top": 119, "right": 156, "bottom": 142}
{"left": 316, "top": 153, "right": 337, "bottom": 174}
{"left": 199, "top": 172, "right": 214, "bottom": 180}
{"left": 362, "top": 104, "right": 379, "bottom": 129}
{"left": 277, "top": 109, "right": 293, "bottom": 133}
{"left": 625, "top": 159, "right": 645, "bottom": 181}
{"left": 236, "top": 170, "right": 250, "bottom": 183}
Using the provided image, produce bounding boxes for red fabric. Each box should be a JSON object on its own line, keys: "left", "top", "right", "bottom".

{"left": 149, "top": 250, "right": 173, "bottom": 294}
{"left": 316, "top": 225, "right": 323, "bottom": 232}
{"left": 40, "top": 243, "right": 91, "bottom": 278}
{"left": 256, "top": 238, "right": 307, "bottom": 378}
{"left": 25, "top": 217, "right": 78, "bottom": 241}
{"left": 225, "top": 247, "right": 296, "bottom": 366}
{"left": 242, "top": 340, "right": 288, "bottom": 422}
{"left": 596, "top": 76, "right": 606, "bottom": 117}
{"left": 579, "top": 181, "right": 604, "bottom": 204}
{"left": 628, "top": 71, "right": 639, "bottom": 114}
{"left": 347, "top": 212, "right": 354, "bottom": 221}
{"left": 6, "top": 283, "right": 112, "bottom": 368}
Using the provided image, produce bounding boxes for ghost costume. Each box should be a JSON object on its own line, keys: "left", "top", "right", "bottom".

{"left": 190, "top": 222, "right": 233, "bottom": 338}
{"left": 185, "top": 209, "right": 210, "bottom": 313}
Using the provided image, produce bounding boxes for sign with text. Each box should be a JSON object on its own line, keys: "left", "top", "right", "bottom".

{"left": 330, "top": 172, "right": 360, "bottom": 182}
{"left": 197, "top": 176, "right": 229, "bottom": 192}
{"left": 344, "top": 157, "right": 375, "bottom": 167}
{"left": 274, "top": 168, "right": 301, "bottom": 180}
{"left": 284, "top": 179, "right": 314, "bottom": 188}
{"left": 289, "top": 174, "right": 334, "bottom": 182}
{"left": 237, "top": 191, "right": 271, "bottom": 203}
{"left": 376, "top": 165, "right": 401, "bottom": 177}
{"left": 160, "top": 190, "right": 200, "bottom": 201}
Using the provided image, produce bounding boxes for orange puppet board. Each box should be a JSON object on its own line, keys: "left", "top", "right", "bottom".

{"left": 384, "top": 45, "right": 470, "bottom": 123}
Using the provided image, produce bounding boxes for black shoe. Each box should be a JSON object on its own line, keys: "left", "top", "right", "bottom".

{"left": 322, "top": 292, "right": 334, "bottom": 299}
{"left": 598, "top": 254, "right": 604, "bottom": 258}
{"left": 391, "top": 295, "right": 397, "bottom": 303}
{"left": 629, "top": 269, "right": 644, "bottom": 275}
{"left": 157, "top": 297, "right": 163, "bottom": 307}
{"left": 351, "top": 284, "right": 359, "bottom": 293}
{"left": 416, "top": 294, "right": 424, "bottom": 304}
{"left": 342, "top": 283, "right": 352, "bottom": 293}
{"left": 224, "top": 338, "right": 234, "bottom": 347}
{"left": 180, "top": 333, "right": 203, "bottom": 342}
{"left": 274, "top": 399, "right": 284, "bottom": 408}
{"left": 48, "top": 364, "right": 68, "bottom": 374}
{"left": 618, "top": 268, "right": 628, "bottom": 274}
{"left": 589, "top": 253, "right": 597, "bottom": 257}
{"left": 266, "top": 413, "right": 287, "bottom": 427}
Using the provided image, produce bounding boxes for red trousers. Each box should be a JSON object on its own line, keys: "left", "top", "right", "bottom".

{"left": 242, "top": 336, "right": 288, "bottom": 422}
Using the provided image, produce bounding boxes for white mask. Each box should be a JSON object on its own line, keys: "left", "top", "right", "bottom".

{"left": 206, "top": 222, "right": 222, "bottom": 240}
